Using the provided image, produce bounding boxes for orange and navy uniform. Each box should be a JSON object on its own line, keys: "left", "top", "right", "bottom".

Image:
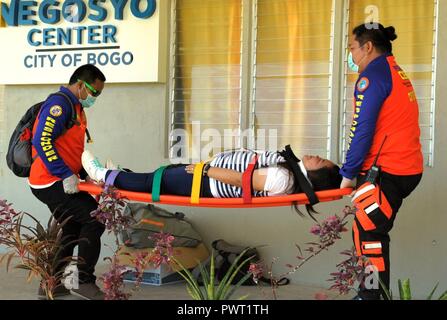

{"left": 340, "top": 54, "right": 423, "bottom": 180}
{"left": 341, "top": 54, "right": 424, "bottom": 299}
{"left": 28, "top": 86, "right": 87, "bottom": 187}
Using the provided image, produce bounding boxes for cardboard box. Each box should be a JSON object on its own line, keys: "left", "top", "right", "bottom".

{"left": 122, "top": 264, "right": 186, "bottom": 286}
{"left": 117, "top": 243, "right": 209, "bottom": 286}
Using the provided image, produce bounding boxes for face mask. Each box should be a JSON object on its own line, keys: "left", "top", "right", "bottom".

{"left": 348, "top": 52, "right": 360, "bottom": 73}
{"left": 78, "top": 86, "right": 97, "bottom": 108}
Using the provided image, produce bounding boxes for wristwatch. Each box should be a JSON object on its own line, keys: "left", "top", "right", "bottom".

{"left": 203, "top": 163, "right": 211, "bottom": 176}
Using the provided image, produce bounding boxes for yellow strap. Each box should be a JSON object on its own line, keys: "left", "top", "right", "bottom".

{"left": 191, "top": 162, "right": 205, "bottom": 204}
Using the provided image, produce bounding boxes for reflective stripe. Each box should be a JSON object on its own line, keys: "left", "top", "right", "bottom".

{"left": 362, "top": 241, "right": 383, "bottom": 255}
{"left": 352, "top": 183, "right": 376, "bottom": 202}
{"left": 365, "top": 202, "right": 379, "bottom": 215}
{"left": 191, "top": 162, "right": 205, "bottom": 204}
{"left": 28, "top": 180, "right": 57, "bottom": 189}
{"left": 363, "top": 242, "right": 382, "bottom": 250}
{"left": 355, "top": 204, "right": 377, "bottom": 231}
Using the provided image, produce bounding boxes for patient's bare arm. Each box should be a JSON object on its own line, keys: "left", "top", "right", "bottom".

{"left": 185, "top": 165, "right": 268, "bottom": 192}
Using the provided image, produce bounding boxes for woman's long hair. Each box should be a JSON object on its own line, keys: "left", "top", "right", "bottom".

{"left": 278, "top": 162, "right": 342, "bottom": 221}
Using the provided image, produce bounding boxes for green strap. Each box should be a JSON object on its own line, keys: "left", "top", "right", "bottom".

{"left": 152, "top": 166, "right": 168, "bottom": 202}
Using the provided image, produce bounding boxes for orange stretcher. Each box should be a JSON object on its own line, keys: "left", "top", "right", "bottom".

{"left": 78, "top": 182, "right": 352, "bottom": 209}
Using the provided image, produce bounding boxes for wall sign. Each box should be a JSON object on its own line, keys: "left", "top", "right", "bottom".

{"left": 0, "top": 0, "right": 167, "bottom": 84}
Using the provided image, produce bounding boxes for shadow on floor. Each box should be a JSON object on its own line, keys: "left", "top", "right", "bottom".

{"left": 0, "top": 262, "right": 352, "bottom": 300}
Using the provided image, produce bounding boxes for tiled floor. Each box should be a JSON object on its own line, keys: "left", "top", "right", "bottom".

{"left": 0, "top": 262, "right": 352, "bottom": 300}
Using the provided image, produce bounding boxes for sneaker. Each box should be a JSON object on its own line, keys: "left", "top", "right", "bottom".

{"left": 37, "top": 283, "right": 71, "bottom": 300}
{"left": 82, "top": 150, "right": 108, "bottom": 183}
{"left": 70, "top": 283, "right": 105, "bottom": 300}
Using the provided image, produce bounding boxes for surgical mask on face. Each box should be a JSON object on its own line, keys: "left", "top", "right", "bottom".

{"left": 348, "top": 45, "right": 368, "bottom": 74}
{"left": 348, "top": 52, "right": 360, "bottom": 73}
{"left": 78, "top": 86, "right": 97, "bottom": 108}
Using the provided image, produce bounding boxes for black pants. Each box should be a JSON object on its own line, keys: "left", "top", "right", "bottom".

{"left": 353, "top": 171, "right": 422, "bottom": 300}
{"left": 31, "top": 181, "right": 105, "bottom": 284}
{"left": 109, "top": 164, "right": 214, "bottom": 197}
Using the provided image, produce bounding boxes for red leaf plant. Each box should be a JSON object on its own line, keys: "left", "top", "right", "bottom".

{"left": 253, "top": 206, "right": 356, "bottom": 299}
{"left": 1, "top": 198, "right": 81, "bottom": 300}
{"left": 91, "top": 186, "right": 177, "bottom": 300}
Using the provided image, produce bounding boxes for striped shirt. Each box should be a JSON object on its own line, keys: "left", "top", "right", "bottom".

{"left": 209, "top": 150, "right": 294, "bottom": 198}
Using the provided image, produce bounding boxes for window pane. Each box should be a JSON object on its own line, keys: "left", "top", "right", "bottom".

{"left": 253, "top": 0, "right": 334, "bottom": 158}
{"left": 171, "top": 0, "right": 242, "bottom": 160}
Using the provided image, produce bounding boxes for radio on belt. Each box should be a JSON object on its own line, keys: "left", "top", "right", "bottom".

{"left": 365, "top": 136, "right": 388, "bottom": 185}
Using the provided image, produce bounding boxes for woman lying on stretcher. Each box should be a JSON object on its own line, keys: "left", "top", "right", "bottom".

{"left": 81, "top": 146, "right": 342, "bottom": 217}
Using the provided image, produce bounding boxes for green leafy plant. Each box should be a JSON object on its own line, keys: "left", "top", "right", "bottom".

{"left": 398, "top": 278, "right": 411, "bottom": 300}
{"left": 425, "top": 282, "right": 447, "bottom": 300}
{"left": 172, "top": 248, "right": 256, "bottom": 300}
{"left": 382, "top": 279, "right": 447, "bottom": 300}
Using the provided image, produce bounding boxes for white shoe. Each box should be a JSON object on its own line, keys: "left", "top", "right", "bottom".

{"left": 82, "top": 150, "right": 108, "bottom": 183}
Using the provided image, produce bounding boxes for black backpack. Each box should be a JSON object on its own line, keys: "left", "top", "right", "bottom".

{"left": 6, "top": 92, "right": 77, "bottom": 178}
{"left": 211, "top": 239, "right": 290, "bottom": 286}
